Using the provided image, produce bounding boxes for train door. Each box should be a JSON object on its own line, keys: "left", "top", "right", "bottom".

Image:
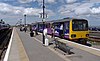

{"left": 37, "top": 23, "right": 39, "bottom": 31}
{"left": 59, "top": 22, "right": 64, "bottom": 38}
{"left": 38, "top": 23, "right": 43, "bottom": 32}
{"left": 53, "top": 22, "right": 60, "bottom": 36}
{"left": 64, "top": 21, "right": 69, "bottom": 39}
{"left": 46, "top": 23, "right": 51, "bottom": 34}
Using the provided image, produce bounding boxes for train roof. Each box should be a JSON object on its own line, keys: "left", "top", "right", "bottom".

{"left": 34, "top": 21, "right": 52, "bottom": 24}
{"left": 51, "top": 18, "right": 71, "bottom": 23}
{"left": 51, "top": 17, "right": 87, "bottom": 23}
{"left": 31, "top": 17, "right": 87, "bottom": 25}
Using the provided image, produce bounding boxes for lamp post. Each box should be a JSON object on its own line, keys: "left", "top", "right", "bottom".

{"left": 20, "top": 19, "right": 22, "bottom": 25}
{"left": 42, "top": 0, "right": 45, "bottom": 44}
{"left": 24, "top": 14, "right": 27, "bottom": 32}
{"left": 24, "top": 14, "right": 26, "bottom": 26}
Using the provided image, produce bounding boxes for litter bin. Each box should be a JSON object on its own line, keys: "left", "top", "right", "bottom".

{"left": 30, "top": 32, "right": 34, "bottom": 37}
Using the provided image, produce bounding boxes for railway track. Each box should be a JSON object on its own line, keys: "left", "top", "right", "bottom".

{"left": 89, "top": 36, "right": 100, "bottom": 40}
{"left": 89, "top": 31, "right": 100, "bottom": 42}
{"left": 0, "top": 29, "right": 12, "bottom": 60}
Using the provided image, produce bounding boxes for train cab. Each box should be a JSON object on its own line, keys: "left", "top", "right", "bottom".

{"left": 70, "top": 19, "right": 89, "bottom": 43}
{"left": 53, "top": 18, "right": 89, "bottom": 44}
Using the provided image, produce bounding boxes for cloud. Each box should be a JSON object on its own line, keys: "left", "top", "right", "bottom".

{"left": 74, "top": 3, "right": 93, "bottom": 15}
{"left": 74, "top": 3, "right": 100, "bottom": 15}
{"left": 18, "top": 0, "right": 56, "bottom": 4}
{"left": 65, "top": 0, "right": 77, "bottom": 4}
{"left": 90, "top": 0, "right": 100, "bottom": 3}
{"left": 91, "top": 7, "right": 100, "bottom": 14}
{"left": 23, "top": 8, "right": 55, "bottom": 16}
{"left": 0, "top": 3, "right": 24, "bottom": 15}
{"left": 45, "top": 0, "right": 56, "bottom": 3}
{"left": 58, "top": 2, "right": 100, "bottom": 16}
{"left": 18, "top": 0, "right": 33, "bottom": 3}
{"left": 75, "top": 7, "right": 91, "bottom": 15}
{"left": 58, "top": 3, "right": 80, "bottom": 15}
{"left": 0, "top": 2, "right": 55, "bottom": 17}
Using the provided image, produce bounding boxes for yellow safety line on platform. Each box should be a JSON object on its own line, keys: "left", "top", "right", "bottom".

{"left": 15, "top": 28, "right": 29, "bottom": 61}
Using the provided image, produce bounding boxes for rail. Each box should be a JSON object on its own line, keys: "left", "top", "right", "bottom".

{"left": 0, "top": 29, "right": 12, "bottom": 60}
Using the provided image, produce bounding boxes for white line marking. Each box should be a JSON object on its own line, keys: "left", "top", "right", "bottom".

{"left": 37, "top": 32, "right": 100, "bottom": 57}
{"left": 3, "top": 28, "right": 14, "bottom": 61}
{"left": 27, "top": 32, "right": 100, "bottom": 56}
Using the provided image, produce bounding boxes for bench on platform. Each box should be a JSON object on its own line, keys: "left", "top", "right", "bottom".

{"left": 53, "top": 38, "right": 73, "bottom": 55}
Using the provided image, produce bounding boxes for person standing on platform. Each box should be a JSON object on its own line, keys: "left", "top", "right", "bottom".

{"left": 24, "top": 26, "right": 27, "bottom": 32}
{"left": 59, "top": 23, "right": 63, "bottom": 38}
{"left": 51, "top": 26, "right": 55, "bottom": 38}
{"left": 43, "top": 25, "right": 49, "bottom": 46}
{"left": 43, "top": 27, "right": 47, "bottom": 38}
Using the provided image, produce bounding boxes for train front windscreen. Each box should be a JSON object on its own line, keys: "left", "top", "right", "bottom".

{"left": 72, "top": 19, "right": 88, "bottom": 31}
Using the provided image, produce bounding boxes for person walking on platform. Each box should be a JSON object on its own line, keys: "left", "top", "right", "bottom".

{"left": 30, "top": 26, "right": 34, "bottom": 37}
{"left": 35, "top": 25, "right": 38, "bottom": 35}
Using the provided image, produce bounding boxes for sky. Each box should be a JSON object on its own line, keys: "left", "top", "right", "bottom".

{"left": 0, "top": 0, "right": 100, "bottom": 26}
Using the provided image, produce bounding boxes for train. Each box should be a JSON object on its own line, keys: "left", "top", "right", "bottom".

{"left": 30, "top": 18, "right": 89, "bottom": 44}
{"left": 0, "top": 23, "right": 10, "bottom": 31}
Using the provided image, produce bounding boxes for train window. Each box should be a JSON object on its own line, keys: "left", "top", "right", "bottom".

{"left": 72, "top": 19, "right": 88, "bottom": 31}
{"left": 39, "top": 24, "right": 43, "bottom": 29}
{"left": 54, "top": 23, "right": 60, "bottom": 29}
{"left": 65, "top": 22, "right": 69, "bottom": 30}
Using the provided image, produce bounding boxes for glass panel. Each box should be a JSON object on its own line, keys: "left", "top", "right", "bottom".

{"left": 72, "top": 19, "right": 88, "bottom": 31}
{"left": 65, "top": 22, "right": 69, "bottom": 30}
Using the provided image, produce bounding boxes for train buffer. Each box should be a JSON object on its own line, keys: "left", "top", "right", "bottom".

{"left": 54, "top": 38, "right": 73, "bottom": 55}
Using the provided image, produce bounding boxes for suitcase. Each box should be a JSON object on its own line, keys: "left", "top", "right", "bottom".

{"left": 30, "top": 32, "right": 34, "bottom": 37}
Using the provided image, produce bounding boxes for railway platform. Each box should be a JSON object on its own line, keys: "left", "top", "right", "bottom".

{"left": 3, "top": 27, "right": 100, "bottom": 61}
{"left": 6, "top": 28, "right": 29, "bottom": 61}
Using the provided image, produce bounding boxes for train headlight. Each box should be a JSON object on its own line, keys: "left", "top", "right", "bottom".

{"left": 71, "top": 34, "right": 76, "bottom": 38}
{"left": 86, "top": 34, "right": 89, "bottom": 37}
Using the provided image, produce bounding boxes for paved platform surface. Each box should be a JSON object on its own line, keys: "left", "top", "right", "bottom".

{"left": 17, "top": 28, "right": 100, "bottom": 61}
{"left": 17, "top": 29, "right": 68, "bottom": 61}
{"left": 8, "top": 28, "right": 29, "bottom": 61}
{"left": 33, "top": 33, "right": 100, "bottom": 61}
{"left": 8, "top": 28, "right": 100, "bottom": 61}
